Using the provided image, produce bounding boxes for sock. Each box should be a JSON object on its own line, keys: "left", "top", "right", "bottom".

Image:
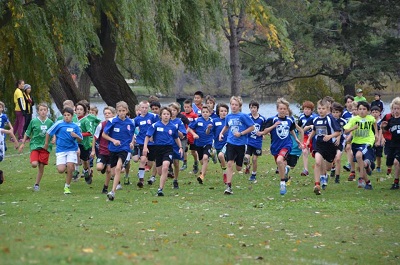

{"left": 315, "top": 182, "right": 320, "bottom": 186}
{"left": 335, "top": 175, "right": 340, "bottom": 179}
{"left": 388, "top": 168, "right": 392, "bottom": 174}
{"left": 252, "top": 171, "right": 256, "bottom": 175}
{"left": 138, "top": 168, "right": 145, "bottom": 179}
{"left": 65, "top": 183, "right": 70, "bottom": 188}
{"left": 366, "top": 180, "right": 371, "bottom": 184}
{"left": 75, "top": 165, "right": 79, "bottom": 171}
{"left": 125, "top": 173, "right": 129, "bottom": 178}
{"left": 227, "top": 182, "right": 232, "bottom": 187}
{"left": 194, "top": 161, "right": 198, "bottom": 166}
{"left": 351, "top": 171, "right": 355, "bottom": 174}
{"left": 103, "top": 185, "right": 108, "bottom": 189}
{"left": 183, "top": 160, "right": 187, "bottom": 165}
{"left": 280, "top": 180, "right": 285, "bottom": 185}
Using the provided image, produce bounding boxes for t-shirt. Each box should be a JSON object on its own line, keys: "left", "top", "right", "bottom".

{"left": 25, "top": 117, "right": 54, "bottom": 152}
{"left": 342, "top": 110, "right": 352, "bottom": 122}
{"left": 265, "top": 115, "right": 296, "bottom": 156}
{"left": 0, "top": 113, "right": 10, "bottom": 129}
{"left": 146, "top": 120, "right": 179, "bottom": 146}
{"left": 94, "top": 120, "right": 110, "bottom": 156}
{"left": 383, "top": 116, "right": 400, "bottom": 148}
{"left": 343, "top": 115, "right": 376, "bottom": 146}
{"left": 213, "top": 117, "right": 227, "bottom": 150}
{"left": 134, "top": 113, "right": 159, "bottom": 145}
{"left": 181, "top": 111, "right": 198, "bottom": 144}
{"left": 170, "top": 117, "right": 187, "bottom": 151}
{"left": 103, "top": 116, "right": 135, "bottom": 153}
{"left": 354, "top": 96, "right": 367, "bottom": 102}
{"left": 47, "top": 121, "right": 82, "bottom": 153}
{"left": 77, "top": 116, "right": 93, "bottom": 150}
{"left": 247, "top": 113, "right": 266, "bottom": 149}
{"left": 225, "top": 112, "right": 254, "bottom": 146}
{"left": 14, "top": 88, "right": 25, "bottom": 111}
{"left": 311, "top": 114, "right": 342, "bottom": 144}
{"left": 298, "top": 112, "right": 317, "bottom": 135}
{"left": 189, "top": 116, "right": 214, "bottom": 147}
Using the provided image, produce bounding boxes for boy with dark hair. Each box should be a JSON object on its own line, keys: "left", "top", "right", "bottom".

{"left": 298, "top": 100, "right": 317, "bottom": 176}
{"left": 371, "top": 93, "right": 384, "bottom": 114}
{"left": 181, "top": 99, "right": 199, "bottom": 173}
{"left": 331, "top": 102, "right": 347, "bottom": 183}
{"left": 192, "top": 91, "right": 204, "bottom": 116}
{"left": 371, "top": 106, "right": 384, "bottom": 173}
{"left": 213, "top": 103, "right": 229, "bottom": 183}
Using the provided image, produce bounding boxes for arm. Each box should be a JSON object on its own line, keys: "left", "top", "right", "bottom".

{"left": 2, "top": 129, "right": 19, "bottom": 149}
{"left": 237, "top": 125, "right": 255, "bottom": 137}
{"left": 219, "top": 125, "right": 228, "bottom": 141}
{"left": 305, "top": 130, "right": 315, "bottom": 146}
{"left": 187, "top": 128, "right": 199, "bottom": 139}
{"left": 43, "top": 133, "right": 50, "bottom": 150}
{"left": 102, "top": 132, "right": 120, "bottom": 146}
{"left": 70, "top": 132, "right": 82, "bottom": 143}
{"left": 175, "top": 138, "right": 183, "bottom": 157}
{"left": 323, "top": 131, "right": 341, "bottom": 142}
{"left": 18, "top": 134, "right": 29, "bottom": 152}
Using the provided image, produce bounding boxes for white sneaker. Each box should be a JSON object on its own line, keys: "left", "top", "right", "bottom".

{"left": 224, "top": 186, "right": 233, "bottom": 195}
{"left": 116, "top": 184, "right": 122, "bottom": 190}
{"left": 33, "top": 185, "right": 40, "bottom": 192}
{"left": 107, "top": 191, "right": 115, "bottom": 201}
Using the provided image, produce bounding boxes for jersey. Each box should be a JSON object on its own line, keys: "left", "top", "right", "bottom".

{"left": 247, "top": 113, "right": 266, "bottom": 149}
{"left": 265, "top": 115, "right": 296, "bottom": 155}
{"left": 170, "top": 117, "right": 187, "bottom": 153}
{"left": 298, "top": 112, "right": 317, "bottom": 135}
{"left": 25, "top": 117, "right": 54, "bottom": 152}
{"left": 192, "top": 103, "right": 203, "bottom": 117}
{"left": 335, "top": 117, "right": 347, "bottom": 144}
{"left": 103, "top": 116, "right": 135, "bottom": 153}
{"left": 181, "top": 111, "right": 198, "bottom": 144}
{"left": 343, "top": 115, "right": 376, "bottom": 146}
{"left": 47, "top": 120, "right": 82, "bottom": 153}
{"left": 77, "top": 116, "right": 93, "bottom": 150}
{"left": 134, "top": 113, "right": 159, "bottom": 145}
{"left": 146, "top": 120, "right": 179, "bottom": 146}
{"left": 0, "top": 113, "right": 10, "bottom": 129}
{"left": 342, "top": 110, "right": 352, "bottom": 122}
{"left": 225, "top": 112, "right": 254, "bottom": 146}
{"left": 86, "top": 114, "right": 101, "bottom": 134}
{"left": 383, "top": 116, "right": 400, "bottom": 148}
{"left": 381, "top": 113, "right": 392, "bottom": 141}
{"left": 94, "top": 120, "right": 110, "bottom": 156}
{"left": 311, "top": 114, "right": 342, "bottom": 144}
{"left": 189, "top": 116, "right": 214, "bottom": 147}
{"left": 213, "top": 117, "right": 228, "bottom": 150}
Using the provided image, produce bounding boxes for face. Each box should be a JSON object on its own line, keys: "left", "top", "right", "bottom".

{"left": 18, "top": 81, "right": 25, "bottom": 89}
{"left": 357, "top": 105, "right": 368, "bottom": 117}
{"left": 75, "top": 105, "right": 85, "bottom": 116}
{"left": 351, "top": 106, "right": 358, "bottom": 116}
{"left": 303, "top": 107, "right": 312, "bottom": 116}
{"left": 332, "top": 110, "right": 341, "bottom": 119}
{"left": 171, "top": 107, "right": 178, "bottom": 118}
{"left": 277, "top": 104, "right": 288, "bottom": 117}
{"left": 103, "top": 109, "right": 113, "bottom": 119}
{"left": 63, "top": 112, "right": 73, "bottom": 123}
{"left": 392, "top": 104, "right": 400, "bottom": 117}
{"left": 151, "top": 106, "right": 160, "bottom": 115}
{"left": 201, "top": 108, "right": 210, "bottom": 119}
{"left": 206, "top": 100, "right": 215, "bottom": 111}
{"left": 140, "top": 103, "right": 149, "bottom": 116}
{"left": 117, "top": 106, "right": 128, "bottom": 119}
{"left": 371, "top": 110, "right": 380, "bottom": 119}
{"left": 38, "top": 106, "right": 48, "bottom": 118}
{"left": 317, "top": 104, "right": 328, "bottom": 117}
{"left": 374, "top": 95, "right": 380, "bottom": 101}
{"left": 89, "top": 110, "right": 97, "bottom": 116}
{"left": 183, "top": 104, "right": 192, "bottom": 114}
{"left": 250, "top": 105, "right": 258, "bottom": 115}
{"left": 219, "top": 107, "right": 228, "bottom": 119}
{"left": 194, "top": 95, "right": 203, "bottom": 105}
{"left": 161, "top": 109, "right": 171, "bottom": 122}
{"left": 346, "top": 98, "right": 354, "bottom": 110}
{"left": 26, "top": 88, "right": 31, "bottom": 94}
{"left": 0, "top": 105, "right": 3, "bottom": 113}
{"left": 230, "top": 99, "right": 240, "bottom": 113}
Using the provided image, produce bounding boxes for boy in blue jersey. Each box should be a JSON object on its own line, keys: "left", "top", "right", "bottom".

{"left": 243, "top": 100, "right": 266, "bottom": 183}
{"left": 264, "top": 98, "right": 301, "bottom": 195}
{"left": 102, "top": 101, "right": 135, "bottom": 201}
{"left": 331, "top": 102, "right": 348, "bottom": 184}
{"left": 219, "top": 96, "right": 254, "bottom": 195}
{"left": 188, "top": 106, "right": 214, "bottom": 184}
{"left": 134, "top": 100, "right": 159, "bottom": 188}
{"left": 213, "top": 103, "right": 229, "bottom": 183}
{"left": 306, "top": 99, "right": 341, "bottom": 195}
{"left": 0, "top": 101, "right": 15, "bottom": 151}
{"left": 342, "top": 95, "right": 355, "bottom": 175}
{"left": 192, "top": 91, "right": 204, "bottom": 117}
{"left": 298, "top": 101, "right": 317, "bottom": 176}
{"left": 144, "top": 107, "right": 183, "bottom": 196}
{"left": 44, "top": 107, "right": 83, "bottom": 195}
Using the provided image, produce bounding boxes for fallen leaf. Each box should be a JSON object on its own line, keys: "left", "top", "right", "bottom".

{"left": 82, "top": 248, "right": 93, "bottom": 253}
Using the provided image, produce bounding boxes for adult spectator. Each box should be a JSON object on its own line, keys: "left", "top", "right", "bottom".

{"left": 22, "top": 84, "right": 34, "bottom": 137}
{"left": 354, "top": 88, "right": 367, "bottom": 102}
{"left": 13, "top": 80, "right": 25, "bottom": 141}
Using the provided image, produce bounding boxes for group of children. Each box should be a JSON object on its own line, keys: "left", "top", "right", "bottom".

{"left": 1, "top": 89, "right": 399, "bottom": 199}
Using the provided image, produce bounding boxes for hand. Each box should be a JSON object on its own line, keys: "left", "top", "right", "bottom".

{"left": 219, "top": 134, "right": 224, "bottom": 141}
{"left": 14, "top": 141, "right": 19, "bottom": 149}
{"left": 143, "top": 147, "right": 148, "bottom": 156}
{"left": 18, "top": 143, "right": 24, "bottom": 153}
{"left": 193, "top": 133, "right": 199, "bottom": 139}
{"left": 90, "top": 151, "right": 95, "bottom": 158}
{"left": 207, "top": 124, "right": 213, "bottom": 129}
{"left": 323, "top": 135, "right": 331, "bottom": 142}
{"left": 113, "top": 140, "right": 121, "bottom": 146}
{"left": 179, "top": 148, "right": 183, "bottom": 157}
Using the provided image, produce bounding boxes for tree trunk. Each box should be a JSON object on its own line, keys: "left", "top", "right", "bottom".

{"left": 49, "top": 80, "right": 67, "bottom": 111}
{"left": 343, "top": 84, "right": 355, "bottom": 96}
{"left": 78, "top": 70, "right": 92, "bottom": 100}
{"left": 86, "top": 11, "right": 138, "bottom": 112}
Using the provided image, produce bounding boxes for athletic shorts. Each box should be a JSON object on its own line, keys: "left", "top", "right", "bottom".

{"left": 374, "top": 146, "right": 383, "bottom": 158}
{"left": 109, "top": 151, "right": 131, "bottom": 168}
{"left": 351, "top": 144, "right": 375, "bottom": 164}
{"left": 245, "top": 145, "right": 262, "bottom": 156}
{"left": 78, "top": 144, "right": 91, "bottom": 161}
{"left": 273, "top": 148, "right": 289, "bottom": 162}
{"left": 56, "top": 151, "right": 78, "bottom": 166}
{"left": 314, "top": 141, "right": 337, "bottom": 163}
{"left": 287, "top": 154, "right": 299, "bottom": 168}
{"left": 30, "top": 148, "right": 50, "bottom": 165}
{"left": 226, "top": 143, "right": 245, "bottom": 167}
{"left": 189, "top": 143, "right": 197, "bottom": 151}
{"left": 152, "top": 145, "right": 173, "bottom": 167}
{"left": 96, "top": 154, "right": 111, "bottom": 166}
{"left": 196, "top": 144, "right": 212, "bottom": 160}
{"left": 147, "top": 145, "right": 156, "bottom": 162}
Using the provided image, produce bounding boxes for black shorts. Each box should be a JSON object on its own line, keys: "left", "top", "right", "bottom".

{"left": 147, "top": 145, "right": 156, "bottom": 162}
{"left": 152, "top": 145, "right": 173, "bottom": 167}
{"left": 287, "top": 154, "right": 299, "bottom": 168}
{"left": 374, "top": 146, "right": 383, "bottom": 158}
{"left": 226, "top": 143, "right": 246, "bottom": 167}
{"left": 246, "top": 145, "right": 262, "bottom": 156}
{"left": 314, "top": 141, "right": 337, "bottom": 163}
{"left": 196, "top": 144, "right": 212, "bottom": 159}
{"left": 189, "top": 144, "right": 197, "bottom": 151}
{"left": 131, "top": 144, "right": 140, "bottom": 157}
{"left": 78, "top": 144, "right": 91, "bottom": 161}
{"left": 385, "top": 145, "right": 398, "bottom": 166}
{"left": 109, "top": 151, "right": 131, "bottom": 168}
{"left": 96, "top": 154, "right": 111, "bottom": 166}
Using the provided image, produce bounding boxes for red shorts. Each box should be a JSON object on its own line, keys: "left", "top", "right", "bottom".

{"left": 273, "top": 148, "right": 289, "bottom": 162}
{"left": 30, "top": 149, "right": 50, "bottom": 165}
{"left": 304, "top": 134, "right": 313, "bottom": 150}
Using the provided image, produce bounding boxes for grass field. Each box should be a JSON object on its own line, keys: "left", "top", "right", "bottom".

{"left": 0, "top": 139, "right": 399, "bottom": 265}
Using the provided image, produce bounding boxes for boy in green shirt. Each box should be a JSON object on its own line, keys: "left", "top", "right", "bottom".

{"left": 19, "top": 103, "right": 54, "bottom": 191}
{"left": 344, "top": 101, "right": 378, "bottom": 190}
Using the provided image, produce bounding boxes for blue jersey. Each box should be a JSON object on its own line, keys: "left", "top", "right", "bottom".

{"left": 213, "top": 117, "right": 228, "bottom": 150}
{"left": 225, "top": 112, "right": 254, "bottom": 146}
{"left": 146, "top": 120, "right": 179, "bottom": 146}
{"left": 134, "top": 113, "right": 159, "bottom": 145}
{"left": 312, "top": 114, "right": 341, "bottom": 144}
{"left": 247, "top": 113, "right": 266, "bottom": 149}
{"left": 189, "top": 116, "right": 214, "bottom": 146}
{"left": 335, "top": 117, "right": 347, "bottom": 144}
{"left": 265, "top": 115, "right": 296, "bottom": 156}
{"left": 298, "top": 112, "right": 317, "bottom": 135}
{"left": 342, "top": 110, "right": 352, "bottom": 122}
{"left": 47, "top": 120, "right": 82, "bottom": 153}
{"left": 210, "top": 111, "right": 219, "bottom": 119}
{"left": 192, "top": 103, "right": 203, "bottom": 117}
{"left": 0, "top": 114, "right": 10, "bottom": 129}
{"left": 103, "top": 116, "right": 135, "bottom": 152}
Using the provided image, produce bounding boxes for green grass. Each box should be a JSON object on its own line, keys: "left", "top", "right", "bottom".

{"left": 1, "top": 140, "right": 399, "bottom": 265}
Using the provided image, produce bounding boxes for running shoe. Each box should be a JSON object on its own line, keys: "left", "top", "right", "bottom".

{"left": 300, "top": 169, "right": 309, "bottom": 176}
{"left": 249, "top": 174, "right": 257, "bottom": 183}
{"left": 280, "top": 183, "right": 287, "bottom": 195}
{"left": 180, "top": 163, "right": 187, "bottom": 171}
{"left": 64, "top": 186, "right": 71, "bottom": 195}
{"left": 33, "top": 184, "right": 40, "bottom": 192}
{"left": 224, "top": 186, "right": 233, "bottom": 195}
{"left": 173, "top": 180, "right": 179, "bottom": 189}
{"left": 197, "top": 174, "right": 204, "bottom": 184}
{"left": 390, "top": 183, "right": 399, "bottom": 190}
{"left": 314, "top": 185, "right": 321, "bottom": 195}
{"left": 137, "top": 179, "right": 144, "bottom": 188}
{"left": 147, "top": 176, "right": 156, "bottom": 185}
{"left": 107, "top": 191, "right": 115, "bottom": 201}
{"left": 157, "top": 189, "right": 164, "bottom": 196}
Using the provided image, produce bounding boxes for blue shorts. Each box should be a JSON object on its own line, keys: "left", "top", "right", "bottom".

{"left": 351, "top": 144, "right": 375, "bottom": 165}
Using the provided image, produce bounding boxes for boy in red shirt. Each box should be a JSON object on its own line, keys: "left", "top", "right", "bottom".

{"left": 181, "top": 99, "right": 199, "bottom": 173}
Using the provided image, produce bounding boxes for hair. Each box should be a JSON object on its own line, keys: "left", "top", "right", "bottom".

{"left": 116, "top": 101, "right": 129, "bottom": 111}
{"left": 351, "top": 101, "right": 358, "bottom": 109}
{"left": 357, "top": 101, "right": 370, "bottom": 111}
{"left": 202, "top": 106, "right": 211, "bottom": 113}
{"left": 317, "top": 99, "right": 330, "bottom": 107}
{"left": 90, "top": 105, "right": 98, "bottom": 114}
{"left": 370, "top": 106, "right": 381, "bottom": 112}
{"left": 0, "top": 101, "right": 5, "bottom": 109}
{"left": 78, "top": 99, "right": 90, "bottom": 110}
{"left": 230, "top": 96, "right": 243, "bottom": 107}
{"left": 287, "top": 108, "right": 293, "bottom": 117}
{"left": 150, "top": 101, "right": 161, "bottom": 109}
{"left": 169, "top": 102, "right": 181, "bottom": 112}
{"left": 391, "top": 97, "right": 400, "bottom": 107}
{"left": 62, "top": 107, "right": 74, "bottom": 116}
{"left": 276, "top": 97, "right": 290, "bottom": 109}
{"left": 15, "top": 80, "right": 24, "bottom": 87}
{"left": 344, "top": 95, "right": 354, "bottom": 103}
{"left": 75, "top": 102, "right": 88, "bottom": 114}
{"left": 332, "top": 102, "right": 344, "bottom": 114}
{"left": 148, "top": 95, "right": 159, "bottom": 104}
{"left": 323, "top": 96, "right": 335, "bottom": 105}
{"left": 194, "top": 91, "right": 204, "bottom": 98}
{"left": 103, "top": 106, "right": 116, "bottom": 115}
{"left": 374, "top": 92, "right": 381, "bottom": 97}
{"left": 302, "top": 100, "right": 314, "bottom": 110}
{"left": 216, "top": 103, "right": 229, "bottom": 116}
{"left": 205, "top": 95, "right": 216, "bottom": 106}
{"left": 184, "top": 99, "right": 193, "bottom": 105}
{"left": 140, "top": 100, "right": 149, "bottom": 106}
{"left": 37, "top": 102, "right": 49, "bottom": 111}
{"left": 134, "top": 104, "right": 140, "bottom": 112}
{"left": 63, "top": 100, "right": 74, "bottom": 108}
{"left": 249, "top": 100, "right": 260, "bottom": 110}
{"left": 160, "top": 106, "right": 172, "bottom": 116}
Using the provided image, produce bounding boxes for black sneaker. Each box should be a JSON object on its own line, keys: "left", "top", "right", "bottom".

{"left": 334, "top": 176, "right": 340, "bottom": 184}
{"left": 137, "top": 179, "right": 144, "bottom": 188}
{"left": 0, "top": 170, "right": 3, "bottom": 184}
{"left": 193, "top": 164, "right": 199, "bottom": 174}
{"left": 343, "top": 164, "right": 351, "bottom": 172}
{"left": 390, "top": 183, "right": 399, "bottom": 190}
{"left": 157, "top": 189, "right": 164, "bottom": 196}
{"left": 85, "top": 170, "right": 93, "bottom": 184}
{"left": 101, "top": 187, "right": 108, "bottom": 194}
{"left": 330, "top": 169, "right": 335, "bottom": 178}
{"left": 124, "top": 177, "right": 130, "bottom": 185}
{"left": 173, "top": 180, "right": 179, "bottom": 189}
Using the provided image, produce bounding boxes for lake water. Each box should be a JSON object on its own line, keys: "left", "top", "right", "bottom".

{"left": 49, "top": 97, "right": 392, "bottom": 121}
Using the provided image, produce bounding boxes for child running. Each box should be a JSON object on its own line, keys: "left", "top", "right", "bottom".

{"left": 298, "top": 101, "right": 317, "bottom": 176}
{"left": 213, "top": 103, "right": 229, "bottom": 183}
{"left": 181, "top": 99, "right": 199, "bottom": 173}
{"left": 331, "top": 102, "right": 347, "bottom": 184}
{"left": 19, "top": 103, "right": 54, "bottom": 191}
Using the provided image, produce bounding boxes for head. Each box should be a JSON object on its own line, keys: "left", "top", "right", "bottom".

{"left": 23, "top": 84, "right": 32, "bottom": 94}
{"left": 216, "top": 103, "right": 229, "bottom": 119}
{"left": 89, "top": 105, "right": 98, "bottom": 116}
{"left": 370, "top": 106, "right": 381, "bottom": 119}
{"left": 230, "top": 96, "right": 243, "bottom": 113}
{"left": 201, "top": 106, "right": 211, "bottom": 119}
{"left": 37, "top": 103, "right": 49, "bottom": 118}
{"left": 205, "top": 95, "right": 216, "bottom": 111}
{"left": 16, "top": 80, "right": 25, "bottom": 89}
{"left": 351, "top": 101, "right": 358, "bottom": 116}
{"left": 276, "top": 98, "right": 290, "bottom": 118}
{"left": 302, "top": 101, "right": 314, "bottom": 116}
{"left": 103, "top": 106, "right": 116, "bottom": 119}
{"left": 63, "top": 100, "right": 75, "bottom": 109}
{"left": 183, "top": 99, "right": 193, "bottom": 114}
{"left": 150, "top": 101, "right": 161, "bottom": 115}
{"left": 390, "top": 97, "right": 400, "bottom": 118}
{"left": 0, "top": 101, "right": 5, "bottom": 113}
{"left": 75, "top": 102, "right": 88, "bottom": 117}
{"left": 356, "top": 88, "right": 363, "bottom": 96}
{"left": 374, "top": 93, "right": 381, "bottom": 101}
{"left": 62, "top": 107, "right": 75, "bottom": 123}
{"left": 148, "top": 95, "right": 160, "bottom": 104}
{"left": 331, "top": 102, "right": 344, "bottom": 119}
{"left": 139, "top": 100, "right": 150, "bottom": 116}
{"left": 357, "top": 101, "right": 370, "bottom": 118}
{"left": 134, "top": 104, "right": 141, "bottom": 116}
{"left": 249, "top": 100, "right": 260, "bottom": 115}
{"left": 344, "top": 95, "right": 354, "bottom": 111}
{"left": 169, "top": 102, "right": 181, "bottom": 118}
{"left": 317, "top": 99, "right": 330, "bottom": 117}
{"left": 160, "top": 106, "right": 172, "bottom": 122}
{"left": 193, "top": 91, "right": 204, "bottom": 105}
{"left": 116, "top": 101, "right": 129, "bottom": 119}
